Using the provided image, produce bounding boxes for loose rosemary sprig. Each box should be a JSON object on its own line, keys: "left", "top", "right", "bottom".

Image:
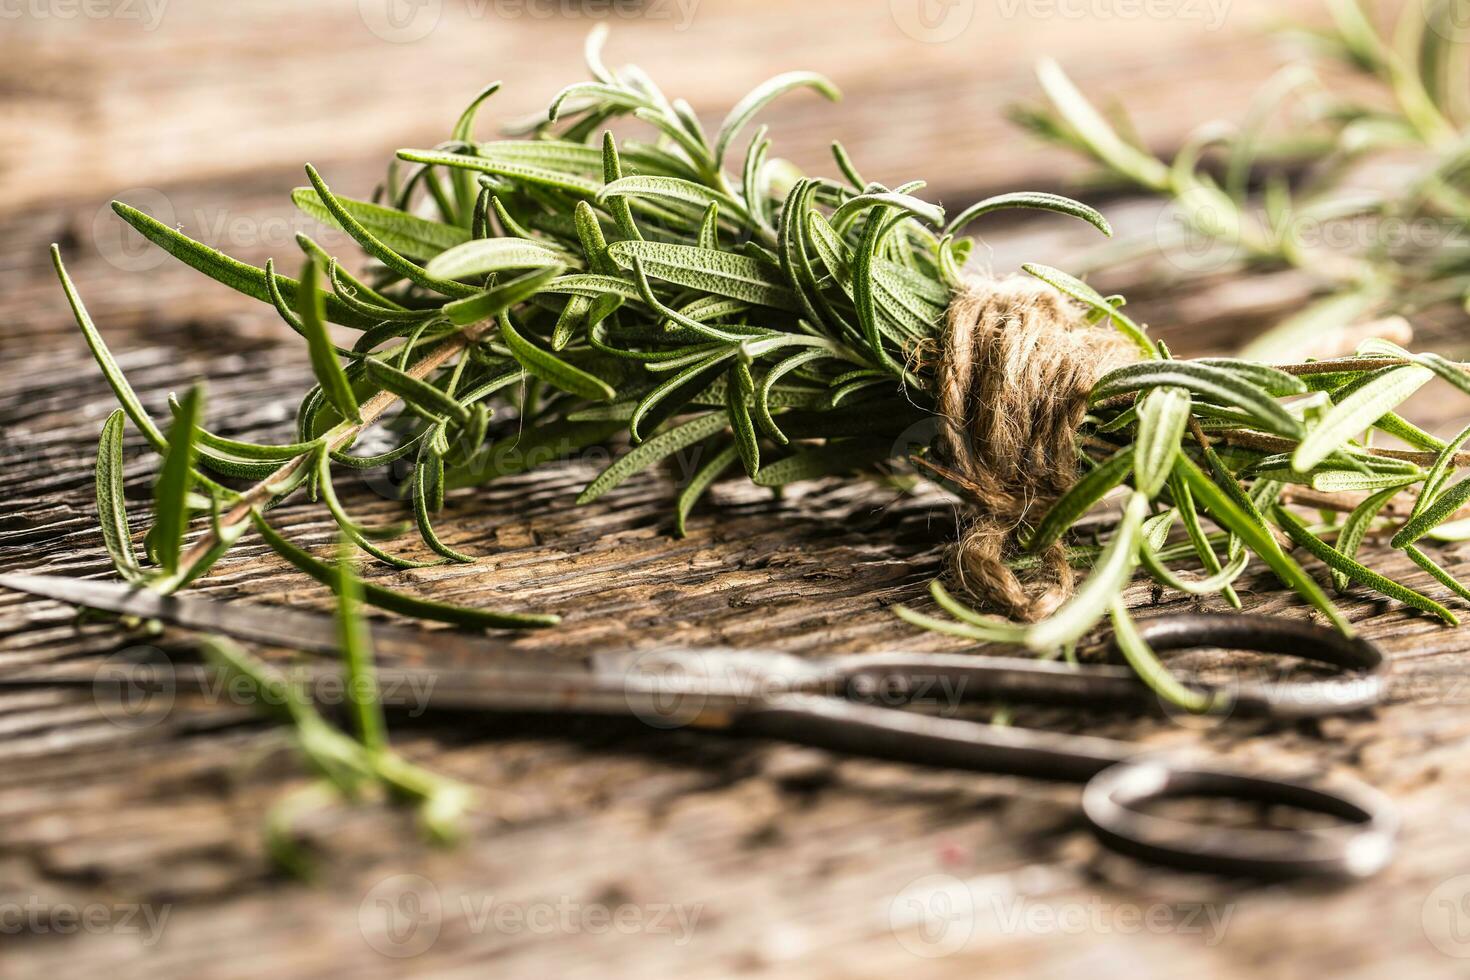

{"left": 58, "top": 26, "right": 1470, "bottom": 711}
{"left": 1012, "top": 0, "right": 1470, "bottom": 359}
{"left": 201, "top": 543, "right": 470, "bottom": 875}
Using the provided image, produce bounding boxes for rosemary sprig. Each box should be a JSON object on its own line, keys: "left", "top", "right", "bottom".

{"left": 201, "top": 543, "right": 470, "bottom": 874}
{"left": 56, "top": 25, "right": 1470, "bottom": 711}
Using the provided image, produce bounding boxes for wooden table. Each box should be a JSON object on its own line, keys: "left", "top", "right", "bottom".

{"left": 5, "top": 1, "right": 1470, "bottom": 976}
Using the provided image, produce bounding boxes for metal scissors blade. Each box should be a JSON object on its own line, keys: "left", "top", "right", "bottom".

{"left": 0, "top": 572, "right": 1398, "bottom": 878}
{"left": 0, "top": 573, "right": 1384, "bottom": 717}
{"left": 0, "top": 572, "right": 536, "bottom": 670}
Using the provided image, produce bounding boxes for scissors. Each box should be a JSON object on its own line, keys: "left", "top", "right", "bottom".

{"left": 0, "top": 572, "right": 1398, "bottom": 880}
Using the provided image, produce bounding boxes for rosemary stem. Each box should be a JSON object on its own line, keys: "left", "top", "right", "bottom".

{"left": 1274, "top": 357, "right": 1470, "bottom": 376}
{"left": 173, "top": 318, "right": 495, "bottom": 579}
{"left": 1276, "top": 486, "right": 1400, "bottom": 515}
{"left": 1215, "top": 429, "right": 1470, "bottom": 468}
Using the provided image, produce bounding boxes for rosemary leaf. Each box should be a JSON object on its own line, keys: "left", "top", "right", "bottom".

{"left": 675, "top": 443, "right": 739, "bottom": 537}
{"left": 1406, "top": 545, "right": 1470, "bottom": 604}
{"left": 1133, "top": 386, "right": 1191, "bottom": 498}
{"left": 1274, "top": 505, "right": 1455, "bottom": 623}
{"left": 1022, "top": 263, "right": 1152, "bottom": 354}
{"left": 1331, "top": 486, "right": 1400, "bottom": 592}
{"left": 108, "top": 203, "right": 376, "bottom": 329}
{"left": 1177, "top": 455, "right": 1351, "bottom": 633}
{"left": 251, "top": 512, "right": 558, "bottom": 629}
{"left": 606, "top": 240, "right": 801, "bottom": 311}
{"left": 150, "top": 384, "right": 203, "bottom": 575}
{"left": 304, "top": 164, "right": 477, "bottom": 299}
{"left": 579, "top": 412, "right": 728, "bottom": 504}
{"left": 413, "top": 443, "right": 476, "bottom": 564}
{"left": 426, "top": 237, "right": 568, "bottom": 281}
{"left": 498, "top": 312, "right": 617, "bottom": 402}
{"left": 751, "top": 439, "right": 893, "bottom": 487}
{"left": 1293, "top": 365, "right": 1434, "bottom": 471}
{"left": 1027, "top": 447, "right": 1133, "bottom": 552}
{"left": 944, "top": 191, "right": 1111, "bottom": 237}
{"left": 1109, "top": 599, "right": 1215, "bottom": 713}
{"left": 1094, "top": 361, "right": 1303, "bottom": 438}
{"left": 714, "top": 70, "right": 839, "bottom": 168}
{"left": 1393, "top": 473, "right": 1470, "bottom": 547}
{"left": 727, "top": 368, "right": 761, "bottom": 477}
{"left": 292, "top": 187, "right": 469, "bottom": 258}
{"left": 53, "top": 246, "right": 166, "bottom": 450}
{"left": 365, "top": 359, "right": 471, "bottom": 427}
{"left": 94, "top": 410, "right": 143, "bottom": 582}
{"left": 442, "top": 264, "right": 565, "bottom": 326}
{"left": 1026, "top": 492, "right": 1149, "bottom": 652}
{"left": 335, "top": 541, "right": 387, "bottom": 752}
{"left": 297, "top": 258, "right": 362, "bottom": 425}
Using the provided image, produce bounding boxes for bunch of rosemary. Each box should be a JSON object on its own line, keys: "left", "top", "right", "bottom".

{"left": 56, "top": 26, "right": 1470, "bottom": 712}
{"left": 1011, "top": 0, "right": 1470, "bottom": 359}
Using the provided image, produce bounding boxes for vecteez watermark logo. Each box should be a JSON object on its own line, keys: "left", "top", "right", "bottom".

{"left": 90, "top": 649, "right": 438, "bottom": 730}
{"left": 1153, "top": 662, "right": 1239, "bottom": 732}
{"left": 1423, "top": 874, "right": 1470, "bottom": 958}
{"left": 1389, "top": 671, "right": 1470, "bottom": 707}
{"left": 888, "top": 874, "right": 976, "bottom": 957}
{"left": 93, "top": 188, "right": 176, "bottom": 273}
{"left": 359, "top": 874, "right": 443, "bottom": 959}
{"left": 0, "top": 0, "right": 168, "bottom": 31}
{"left": 887, "top": 872, "right": 1235, "bottom": 958}
{"left": 1422, "top": 0, "right": 1470, "bottom": 44}
{"left": 611, "top": 646, "right": 976, "bottom": 732}
{"left": 95, "top": 190, "right": 361, "bottom": 274}
{"left": 618, "top": 647, "right": 714, "bottom": 730}
{"left": 996, "top": 0, "right": 1232, "bottom": 30}
{"left": 358, "top": 0, "right": 441, "bottom": 43}
{"left": 1155, "top": 194, "right": 1470, "bottom": 274}
{"left": 359, "top": 0, "right": 701, "bottom": 44}
{"left": 92, "top": 647, "right": 177, "bottom": 730}
{"left": 357, "top": 872, "right": 704, "bottom": 958}
{"left": 0, "top": 896, "right": 171, "bottom": 946}
{"left": 1153, "top": 661, "right": 1385, "bottom": 732}
{"left": 893, "top": 0, "right": 1230, "bottom": 42}
{"left": 891, "top": 0, "right": 976, "bottom": 43}
{"left": 1153, "top": 187, "right": 1249, "bottom": 274}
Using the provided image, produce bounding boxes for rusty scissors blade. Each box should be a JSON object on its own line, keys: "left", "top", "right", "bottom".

{"left": 0, "top": 572, "right": 1398, "bottom": 879}
{"left": 0, "top": 573, "right": 1384, "bottom": 717}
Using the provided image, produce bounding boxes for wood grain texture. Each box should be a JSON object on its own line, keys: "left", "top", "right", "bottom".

{"left": 6, "top": 1, "right": 1470, "bottom": 977}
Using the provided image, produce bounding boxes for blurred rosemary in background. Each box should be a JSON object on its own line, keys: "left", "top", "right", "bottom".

{"left": 1012, "top": 0, "right": 1470, "bottom": 360}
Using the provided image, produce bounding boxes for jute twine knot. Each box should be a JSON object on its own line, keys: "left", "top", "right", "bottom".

{"left": 933, "top": 275, "right": 1138, "bottom": 622}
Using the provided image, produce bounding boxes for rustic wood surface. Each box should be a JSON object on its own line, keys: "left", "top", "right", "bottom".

{"left": 5, "top": 1, "right": 1470, "bottom": 977}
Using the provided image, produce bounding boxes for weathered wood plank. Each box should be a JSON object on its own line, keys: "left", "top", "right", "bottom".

{"left": 0, "top": 0, "right": 1327, "bottom": 211}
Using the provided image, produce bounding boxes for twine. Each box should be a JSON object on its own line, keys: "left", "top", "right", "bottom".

{"left": 933, "top": 276, "right": 1137, "bottom": 622}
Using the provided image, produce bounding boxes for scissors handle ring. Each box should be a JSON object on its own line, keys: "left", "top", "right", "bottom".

{"left": 1119, "top": 613, "right": 1385, "bottom": 717}
{"left": 1126, "top": 613, "right": 1382, "bottom": 670}
{"left": 1081, "top": 758, "right": 1399, "bottom": 879}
